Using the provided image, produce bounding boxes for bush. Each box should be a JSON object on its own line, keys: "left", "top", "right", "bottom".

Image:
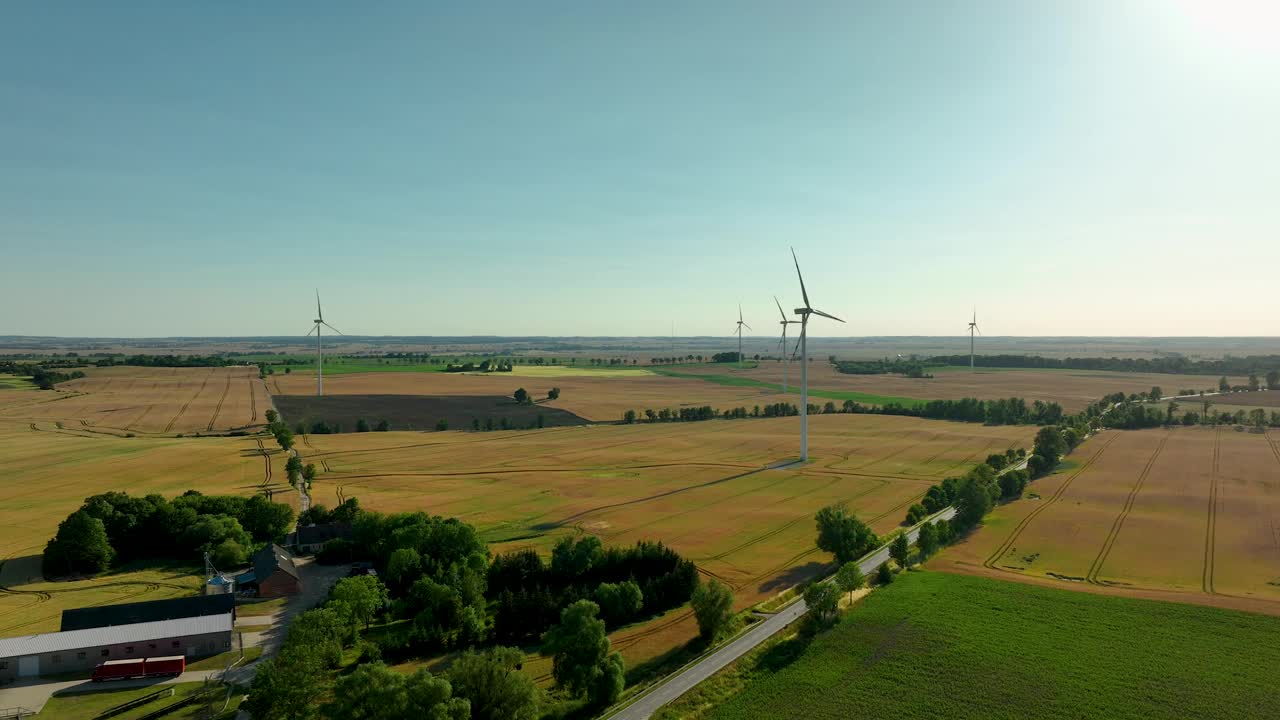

{"left": 876, "top": 562, "right": 894, "bottom": 586}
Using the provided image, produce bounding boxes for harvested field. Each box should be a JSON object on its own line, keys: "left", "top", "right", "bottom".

{"left": 268, "top": 370, "right": 800, "bottom": 423}
{"left": 688, "top": 571, "right": 1280, "bottom": 720}
{"left": 0, "top": 417, "right": 295, "bottom": 633}
{"left": 940, "top": 427, "right": 1280, "bottom": 615}
{"left": 0, "top": 366, "right": 268, "bottom": 435}
{"left": 1206, "top": 389, "right": 1280, "bottom": 407}
{"left": 666, "top": 362, "right": 1247, "bottom": 413}
{"left": 296, "top": 414, "right": 1033, "bottom": 664}
{"left": 273, "top": 394, "right": 589, "bottom": 432}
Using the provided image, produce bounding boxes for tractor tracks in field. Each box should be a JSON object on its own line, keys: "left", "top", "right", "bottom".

{"left": 249, "top": 379, "right": 258, "bottom": 422}
{"left": 1086, "top": 432, "right": 1169, "bottom": 585}
{"left": 164, "top": 368, "right": 214, "bottom": 433}
{"left": 984, "top": 432, "right": 1120, "bottom": 571}
{"left": 1202, "top": 429, "right": 1222, "bottom": 595}
{"left": 256, "top": 438, "right": 274, "bottom": 487}
{"left": 207, "top": 372, "right": 232, "bottom": 431}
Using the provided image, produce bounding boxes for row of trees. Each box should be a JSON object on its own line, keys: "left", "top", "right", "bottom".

{"left": 30, "top": 365, "right": 86, "bottom": 389}
{"left": 927, "top": 353, "right": 1280, "bottom": 378}
{"left": 43, "top": 490, "right": 296, "bottom": 576}
{"left": 832, "top": 358, "right": 931, "bottom": 378}
{"left": 92, "top": 354, "right": 234, "bottom": 367}
{"left": 618, "top": 396, "right": 1066, "bottom": 428}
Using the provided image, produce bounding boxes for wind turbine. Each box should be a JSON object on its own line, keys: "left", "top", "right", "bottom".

{"left": 733, "top": 305, "right": 751, "bottom": 367}
{"left": 967, "top": 308, "right": 981, "bottom": 370}
{"left": 790, "top": 248, "right": 844, "bottom": 462}
{"left": 774, "top": 296, "right": 800, "bottom": 392}
{"left": 306, "top": 291, "right": 343, "bottom": 396}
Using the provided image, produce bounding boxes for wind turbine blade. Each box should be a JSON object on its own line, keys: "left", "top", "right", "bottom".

{"left": 317, "top": 290, "right": 323, "bottom": 322}
{"left": 774, "top": 295, "right": 786, "bottom": 321}
{"left": 791, "top": 247, "right": 810, "bottom": 309}
{"left": 975, "top": 325, "right": 982, "bottom": 336}
{"left": 739, "top": 304, "right": 743, "bottom": 323}
{"left": 322, "top": 322, "right": 343, "bottom": 335}
{"left": 743, "top": 322, "right": 752, "bottom": 331}
{"left": 810, "top": 308, "right": 845, "bottom": 323}
{"left": 306, "top": 326, "right": 318, "bottom": 336}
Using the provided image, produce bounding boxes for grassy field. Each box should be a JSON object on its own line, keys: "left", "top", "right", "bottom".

{"left": 299, "top": 414, "right": 1032, "bottom": 665}
{"left": 654, "top": 368, "right": 928, "bottom": 407}
{"left": 38, "top": 680, "right": 240, "bottom": 719}
{"left": 687, "top": 571, "right": 1280, "bottom": 720}
{"left": 0, "top": 374, "right": 36, "bottom": 390}
{"left": 4, "top": 366, "right": 270, "bottom": 435}
{"left": 940, "top": 428, "right": 1280, "bottom": 616}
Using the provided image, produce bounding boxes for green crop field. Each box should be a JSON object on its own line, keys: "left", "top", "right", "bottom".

{"left": 699, "top": 571, "right": 1280, "bottom": 720}
{"left": 653, "top": 369, "right": 928, "bottom": 408}
{"left": 0, "top": 374, "right": 35, "bottom": 390}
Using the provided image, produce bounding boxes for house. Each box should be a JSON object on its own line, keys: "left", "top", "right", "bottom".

{"left": 61, "top": 594, "right": 235, "bottom": 632}
{"left": 287, "top": 523, "right": 352, "bottom": 555}
{"left": 0, "top": 614, "right": 232, "bottom": 683}
{"left": 238, "top": 544, "right": 301, "bottom": 598}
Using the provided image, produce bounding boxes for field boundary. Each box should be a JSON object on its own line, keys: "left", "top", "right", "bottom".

{"left": 1086, "top": 432, "right": 1169, "bottom": 584}
{"left": 1202, "top": 428, "right": 1221, "bottom": 594}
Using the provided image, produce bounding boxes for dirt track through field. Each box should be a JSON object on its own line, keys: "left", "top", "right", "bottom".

{"left": 164, "top": 368, "right": 215, "bottom": 433}
{"left": 983, "top": 433, "right": 1119, "bottom": 570}
{"left": 1202, "top": 429, "right": 1221, "bottom": 594}
{"left": 207, "top": 373, "right": 232, "bottom": 431}
{"left": 1086, "top": 432, "right": 1169, "bottom": 584}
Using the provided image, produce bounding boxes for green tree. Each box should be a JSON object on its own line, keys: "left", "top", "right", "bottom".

{"left": 690, "top": 578, "right": 734, "bottom": 642}
{"left": 1032, "top": 427, "right": 1067, "bottom": 463}
{"left": 375, "top": 419, "right": 391, "bottom": 432}
{"left": 622, "top": 409, "right": 637, "bottom": 424}
{"left": 875, "top": 562, "right": 894, "bottom": 585}
{"left": 1267, "top": 370, "right": 1279, "bottom": 390}
{"left": 321, "top": 662, "right": 469, "bottom": 720}
{"left": 265, "top": 409, "right": 278, "bottom": 424}
{"left": 814, "top": 505, "right": 877, "bottom": 564}
{"left": 436, "top": 419, "right": 450, "bottom": 431}
{"left": 541, "top": 600, "right": 624, "bottom": 705}
{"left": 889, "top": 533, "right": 911, "bottom": 570}
{"left": 356, "top": 418, "right": 371, "bottom": 433}
{"left": 835, "top": 561, "right": 865, "bottom": 602}
{"left": 386, "top": 547, "right": 422, "bottom": 592}
{"left": 285, "top": 455, "right": 303, "bottom": 478}
{"left": 548, "top": 387, "right": 561, "bottom": 400}
{"left": 448, "top": 647, "right": 540, "bottom": 720}
{"left": 956, "top": 478, "right": 993, "bottom": 528}
{"left": 302, "top": 463, "right": 318, "bottom": 484}
{"left": 1250, "top": 408, "right": 1267, "bottom": 427}
{"left": 1219, "top": 376, "right": 1230, "bottom": 392}
{"left": 286, "top": 608, "right": 350, "bottom": 667}
{"left": 1148, "top": 386, "right": 1162, "bottom": 402}
{"left": 1249, "top": 373, "right": 1260, "bottom": 391}
{"left": 916, "top": 521, "right": 940, "bottom": 559}
{"left": 803, "top": 582, "right": 840, "bottom": 626}
{"left": 513, "top": 388, "right": 529, "bottom": 404}
{"left": 43, "top": 510, "right": 114, "bottom": 576}
{"left": 245, "top": 645, "right": 329, "bottom": 720}
{"left": 593, "top": 581, "right": 643, "bottom": 626}
{"left": 330, "top": 575, "right": 389, "bottom": 630}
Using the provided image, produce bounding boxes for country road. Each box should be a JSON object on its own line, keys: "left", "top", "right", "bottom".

{"left": 606, "top": 507, "right": 957, "bottom": 720}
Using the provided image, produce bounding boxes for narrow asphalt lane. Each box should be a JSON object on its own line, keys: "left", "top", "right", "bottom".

{"left": 607, "top": 507, "right": 956, "bottom": 720}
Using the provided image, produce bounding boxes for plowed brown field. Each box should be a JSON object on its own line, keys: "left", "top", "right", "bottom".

{"left": 269, "top": 370, "right": 797, "bottom": 423}
{"left": 0, "top": 366, "right": 269, "bottom": 435}
{"left": 940, "top": 427, "right": 1280, "bottom": 616}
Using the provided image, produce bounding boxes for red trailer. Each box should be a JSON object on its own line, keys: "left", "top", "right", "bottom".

{"left": 92, "top": 658, "right": 145, "bottom": 682}
{"left": 142, "top": 656, "right": 185, "bottom": 677}
{"left": 91, "top": 656, "right": 185, "bottom": 682}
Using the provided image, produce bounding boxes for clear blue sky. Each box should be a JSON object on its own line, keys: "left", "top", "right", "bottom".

{"left": 2, "top": 1, "right": 1276, "bottom": 337}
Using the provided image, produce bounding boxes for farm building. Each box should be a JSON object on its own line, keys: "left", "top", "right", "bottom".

{"left": 0, "top": 613, "right": 232, "bottom": 683}
{"left": 237, "top": 544, "right": 301, "bottom": 598}
{"left": 61, "top": 593, "right": 235, "bottom": 632}
{"left": 287, "top": 522, "right": 352, "bottom": 555}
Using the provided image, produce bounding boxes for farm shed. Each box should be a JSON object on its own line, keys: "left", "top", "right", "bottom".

{"left": 0, "top": 613, "right": 232, "bottom": 683}
{"left": 61, "top": 593, "right": 235, "bottom": 631}
{"left": 238, "top": 544, "right": 301, "bottom": 598}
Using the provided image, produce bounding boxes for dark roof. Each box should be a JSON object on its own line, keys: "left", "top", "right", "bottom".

{"left": 295, "top": 523, "right": 352, "bottom": 546}
{"left": 61, "top": 593, "right": 235, "bottom": 632}
{"left": 253, "top": 543, "right": 300, "bottom": 582}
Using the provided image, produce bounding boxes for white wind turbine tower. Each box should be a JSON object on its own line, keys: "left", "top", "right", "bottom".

{"left": 968, "top": 308, "right": 981, "bottom": 370}
{"left": 774, "top": 296, "right": 800, "bottom": 393}
{"left": 733, "top": 305, "right": 751, "bottom": 367}
{"left": 790, "top": 248, "right": 844, "bottom": 462}
{"left": 306, "top": 291, "right": 343, "bottom": 396}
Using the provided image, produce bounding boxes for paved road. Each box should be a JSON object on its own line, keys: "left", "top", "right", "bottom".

{"left": 607, "top": 508, "right": 957, "bottom": 720}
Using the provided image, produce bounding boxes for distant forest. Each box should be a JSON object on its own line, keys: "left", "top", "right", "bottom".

{"left": 927, "top": 354, "right": 1280, "bottom": 376}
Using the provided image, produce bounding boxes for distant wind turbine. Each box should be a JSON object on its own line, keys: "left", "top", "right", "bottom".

{"left": 968, "top": 308, "right": 981, "bottom": 370}
{"left": 790, "top": 248, "right": 845, "bottom": 462}
{"left": 774, "top": 296, "right": 800, "bottom": 393}
{"left": 733, "top": 305, "right": 751, "bottom": 367}
{"left": 306, "top": 291, "right": 343, "bottom": 396}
